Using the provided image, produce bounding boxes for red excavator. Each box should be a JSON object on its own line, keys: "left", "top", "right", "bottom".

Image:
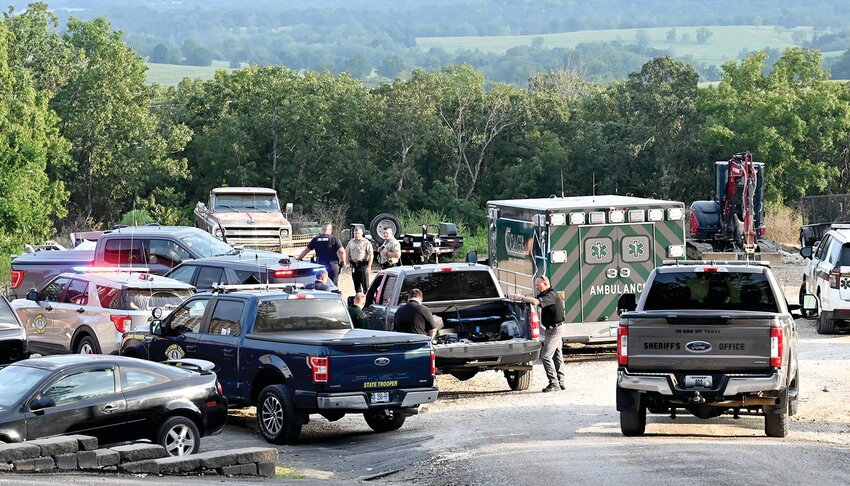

{"left": 687, "top": 152, "right": 766, "bottom": 259}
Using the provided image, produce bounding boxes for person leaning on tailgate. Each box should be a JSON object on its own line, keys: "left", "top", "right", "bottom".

{"left": 297, "top": 223, "right": 346, "bottom": 285}
{"left": 393, "top": 288, "right": 441, "bottom": 338}
{"left": 510, "top": 276, "right": 565, "bottom": 393}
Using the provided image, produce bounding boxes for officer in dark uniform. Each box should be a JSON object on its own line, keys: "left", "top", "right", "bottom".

{"left": 511, "top": 276, "right": 565, "bottom": 393}
{"left": 296, "top": 223, "right": 347, "bottom": 285}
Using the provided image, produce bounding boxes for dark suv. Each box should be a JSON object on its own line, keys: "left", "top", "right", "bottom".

{"left": 165, "top": 255, "right": 338, "bottom": 292}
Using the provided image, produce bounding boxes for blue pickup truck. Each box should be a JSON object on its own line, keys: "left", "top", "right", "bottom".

{"left": 120, "top": 287, "right": 438, "bottom": 444}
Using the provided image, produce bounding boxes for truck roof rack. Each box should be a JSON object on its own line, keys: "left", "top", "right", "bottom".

{"left": 211, "top": 283, "right": 305, "bottom": 293}
{"left": 662, "top": 259, "right": 771, "bottom": 267}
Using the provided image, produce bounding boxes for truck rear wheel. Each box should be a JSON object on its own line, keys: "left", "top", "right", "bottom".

{"left": 364, "top": 409, "right": 406, "bottom": 432}
{"left": 816, "top": 312, "right": 835, "bottom": 334}
{"left": 620, "top": 400, "right": 647, "bottom": 436}
{"left": 764, "top": 390, "right": 789, "bottom": 438}
{"left": 257, "top": 384, "right": 302, "bottom": 444}
{"left": 449, "top": 370, "right": 478, "bottom": 381}
{"left": 505, "top": 368, "right": 532, "bottom": 391}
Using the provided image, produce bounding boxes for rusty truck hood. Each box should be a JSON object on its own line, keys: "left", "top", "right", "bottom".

{"left": 213, "top": 211, "right": 289, "bottom": 227}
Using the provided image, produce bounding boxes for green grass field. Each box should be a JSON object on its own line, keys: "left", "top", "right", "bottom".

{"left": 417, "top": 25, "right": 814, "bottom": 66}
{"left": 146, "top": 60, "right": 232, "bottom": 86}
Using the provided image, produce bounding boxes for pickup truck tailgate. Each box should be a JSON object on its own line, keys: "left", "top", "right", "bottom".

{"left": 624, "top": 312, "right": 774, "bottom": 372}
{"left": 327, "top": 337, "right": 433, "bottom": 392}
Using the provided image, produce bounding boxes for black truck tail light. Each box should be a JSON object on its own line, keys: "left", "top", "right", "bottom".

{"left": 829, "top": 267, "right": 841, "bottom": 289}
{"left": 430, "top": 348, "right": 436, "bottom": 376}
{"left": 10, "top": 270, "right": 23, "bottom": 289}
{"left": 530, "top": 307, "right": 541, "bottom": 339}
{"left": 308, "top": 356, "right": 329, "bottom": 382}
{"left": 617, "top": 325, "right": 629, "bottom": 366}
{"left": 770, "top": 327, "right": 783, "bottom": 368}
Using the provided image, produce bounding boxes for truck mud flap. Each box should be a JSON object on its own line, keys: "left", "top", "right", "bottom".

{"left": 616, "top": 385, "right": 642, "bottom": 412}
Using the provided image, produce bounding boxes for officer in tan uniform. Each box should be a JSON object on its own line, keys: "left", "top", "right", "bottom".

{"left": 345, "top": 226, "right": 374, "bottom": 293}
{"left": 377, "top": 228, "right": 401, "bottom": 269}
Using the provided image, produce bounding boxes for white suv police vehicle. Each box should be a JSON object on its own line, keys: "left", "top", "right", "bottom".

{"left": 801, "top": 225, "right": 850, "bottom": 334}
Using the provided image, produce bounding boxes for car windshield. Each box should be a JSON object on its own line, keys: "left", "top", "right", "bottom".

{"left": 0, "top": 298, "right": 21, "bottom": 330}
{"left": 214, "top": 194, "right": 279, "bottom": 212}
{"left": 254, "top": 299, "right": 351, "bottom": 332}
{"left": 179, "top": 232, "right": 235, "bottom": 258}
{"left": 126, "top": 289, "right": 194, "bottom": 311}
{"left": 0, "top": 366, "right": 50, "bottom": 409}
{"left": 643, "top": 271, "right": 779, "bottom": 313}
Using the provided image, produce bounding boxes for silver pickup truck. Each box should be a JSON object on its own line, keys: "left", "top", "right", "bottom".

{"left": 615, "top": 260, "right": 813, "bottom": 438}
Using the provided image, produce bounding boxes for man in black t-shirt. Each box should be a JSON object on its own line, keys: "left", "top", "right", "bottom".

{"left": 297, "top": 223, "right": 347, "bottom": 285}
{"left": 393, "top": 289, "right": 440, "bottom": 338}
{"left": 510, "top": 276, "right": 565, "bottom": 393}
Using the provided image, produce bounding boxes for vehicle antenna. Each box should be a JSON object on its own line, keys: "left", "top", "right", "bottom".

{"left": 561, "top": 170, "right": 565, "bottom": 198}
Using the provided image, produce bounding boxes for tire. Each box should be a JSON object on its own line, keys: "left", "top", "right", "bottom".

{"left": 75, "top": 334, "right": 101, "bottom": 355}
{"left": 620, "top": 400, "right": 647, "bottom": 437}
{"left": 505, "top": 368, "right": 532, "bottom": 391}
{"left": 449, "top": 369, "right": 478, "bottom": 381}
{"left": 764, "top": 390, "right": 789, "bottom": 438}
{"left": 363, "top": 409, "right": 406, "bottom": 433}
{"left": 157, "top": 416, "right": 200, "bottom": 456}
{"left": 816, "top": 312, "right": 835, "bottom": 334}
{"left": 369, "top": 213, "right": 402, "bottom": 245}
{"left": 256, "top": 384, "right": 302, "bottom": 444}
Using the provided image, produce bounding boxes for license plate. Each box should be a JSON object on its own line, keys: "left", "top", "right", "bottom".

{"left": 684, "top": 375, "right": 713, "bottom": 388}
{"left": 371, "top": 392, "right": 390, "bottom": 403}
{"left": 413, "top": 242, "right": 421, "bottom": 248}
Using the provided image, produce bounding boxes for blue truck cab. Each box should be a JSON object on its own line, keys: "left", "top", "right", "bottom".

{"left": 120, "top": 286, "right": 437, "bottom": 443}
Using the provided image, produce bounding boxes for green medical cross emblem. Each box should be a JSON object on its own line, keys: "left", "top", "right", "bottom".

{"left": 591, "top": 242, "right": 608, "bottom": 260}
{"left": 627, "top": 240, "right": 645, "bottom": 259}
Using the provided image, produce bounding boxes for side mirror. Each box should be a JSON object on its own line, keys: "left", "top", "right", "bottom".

{"left": 150, "top": 319, "right": 163, "bottom": 336}
{"left": 285, "top": 202, "right": 293, "bottom": 214}
{"left": 30, "top": 396, "right": 56, "bottom": 411}
{"left": 617, "top": 293, "right": 637, "bottom": 314}
{"left": 197, "top": 202, "right": 206, "bottom": 211}
{"left": 801, "top": 293, "right": 819, "bottom": 318}
{"left": 151, "top": 307, "right": 163, "bottom": 320}
{"left": 26, "top": 289, "right": 38, "bottom": 302}
{"left": 466, "top": 251, "right": 478, "bottom": 263}
{"left": 800, "top": 246, "right": 813, "bottom": 259}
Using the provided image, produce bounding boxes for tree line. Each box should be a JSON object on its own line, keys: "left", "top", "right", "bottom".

{"left": 2, "top": 4, "right": 850, "bottom": 273}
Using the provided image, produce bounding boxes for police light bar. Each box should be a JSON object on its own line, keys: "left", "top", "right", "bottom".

{"left": 73, "top": 266, "right": 151, "bottom": 273}
{"left": 569, "top": 212, "right": 585, "bottom": 225}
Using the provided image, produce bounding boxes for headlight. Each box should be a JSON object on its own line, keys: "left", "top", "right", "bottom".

{"left": 279, "top": 228, "right": 289, "bottom": 238}
{"left": 213, "top": 227, "right": 223, "bottom": 238}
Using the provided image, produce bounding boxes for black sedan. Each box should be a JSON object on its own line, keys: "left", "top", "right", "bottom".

{"left": 0, "top": 295, "right": 27, "bottom": 363}
{"left": 0, "top": 355, "right": 227, "bottom": 456}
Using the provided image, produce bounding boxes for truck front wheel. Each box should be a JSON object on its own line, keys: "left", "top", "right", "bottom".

{"left": 364, "top": 409, "right": 406, "bottom": 432}
{"left": 620, "top": 401, "right": 647, "bottom": 436}
{"left": 257, "top": 384, "right": 302, "bottom": 444}
{"left": 505, "top": 367, "right": 532, "bottom": 391}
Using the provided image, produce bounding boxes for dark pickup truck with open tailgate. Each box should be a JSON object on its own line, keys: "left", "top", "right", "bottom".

{"left": 615, "top": 260, "right": 810, "bottom": 438}
{"left": 120, "top": 286, "right": 437, "bottom": 444}
{"left": 364, "top": 263, "right": 542, "bottom": 391}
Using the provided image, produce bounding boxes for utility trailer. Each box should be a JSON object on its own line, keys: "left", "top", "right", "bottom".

{"left": 799, "top": 194, "right": 850, "bottom": 249}
{"left": 486, "top": 196, "right": 686, "bottom": 344}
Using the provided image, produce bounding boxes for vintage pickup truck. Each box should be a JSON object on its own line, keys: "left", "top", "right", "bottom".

{"left": 615, "top": 260, "right": 810, "bottom": 438}
{"left": 364, "top": 262, "right": 542, "bottom": 391}
{"left": 194, "top": 187, "right": 293, "bottom": 250}
{"left": 120, "top": 286, "right": 438, "bottom": 443}
{"left": 9, "top": 226, "right": 315, "bottom": 297}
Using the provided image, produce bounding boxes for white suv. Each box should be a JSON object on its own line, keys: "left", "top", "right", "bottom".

{"left": 801, "top": 225, "right": 850, "bottom": 334}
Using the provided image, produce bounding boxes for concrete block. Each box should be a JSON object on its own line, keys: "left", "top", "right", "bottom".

{"left": 54, "top": 452, "right": 78, "bottom": 470}
{"left": 15, "top": 456, "right": 55, "bottom": 472}
{"left": 63, "top": 435, "right": 98, "bottom": 451}
{"left": 241, "top": 463, "right": 258, "bottom": 476}
{"left": 119, "top": 459, "right": 159, "bottom": 474}
{"left": 218, "top": 464, "right": 242, "bottom": 476}
{"left": 110, "top": 443, "right": 167, "bottom": 462}
{"left": 0, "top": 443, "right": 41, "bottom": 462}
{"left": 78, "top": 449, "right": 120, "bottom": 469}
{"left": 193, "top": 447, "right": 278, "bottom": 469}
{"left": 257, "top": 461, "right": 276, "bottom": 477}
{"left": 152, "top": 456, "right": 201, "bottom": 474}
{"left": 29, "top": 436, "right": 78, "bottom": 456}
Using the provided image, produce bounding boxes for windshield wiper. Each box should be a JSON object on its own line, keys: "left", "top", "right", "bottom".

{"left": 219, "top": 205, "right": 240, "bottom": 212}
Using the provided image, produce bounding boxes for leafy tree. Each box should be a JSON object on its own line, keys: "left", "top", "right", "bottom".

{"left": 0, "top": 21, "right": 69, "bottom": 269}
{"left": 696, "top": 27, "right": 713, "bottom": 44}
{"left": 150, "top": 43, "right": 169, "bottom": 63}
{"left": 634, "top": 30, "right": 650, "bottom": 48}
{"left": 666, "top": 28, "right": 677, "bottom": 42}
{"left": 181, "top": 39, "right": 212, "bottom": 66}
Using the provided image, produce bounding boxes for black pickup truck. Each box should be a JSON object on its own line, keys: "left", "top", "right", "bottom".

{"left": 121, "top": 286, "right": 438, "bottom": 444}
{"left": 615, "top": 260, "right": 811, "bottom": 438}
{"left": 364, "top": 263, "right": 542, "bottom": 390}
